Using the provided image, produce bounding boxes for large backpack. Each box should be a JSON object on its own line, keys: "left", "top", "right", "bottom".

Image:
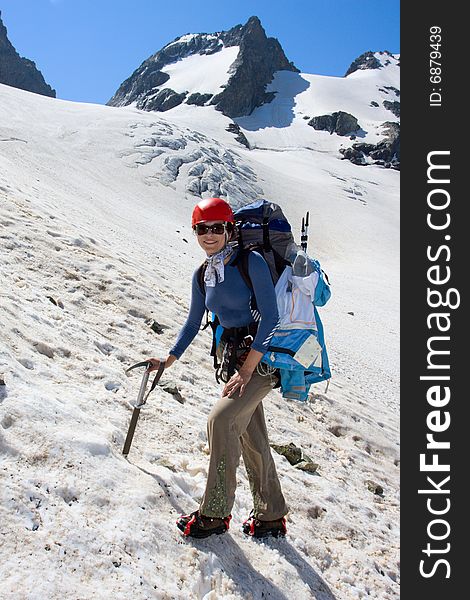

{"left": 198, "top": 199, "right": 331, "bottom": 398}
{"left": 233, "top": 199, "right": 295, "bottom": 285}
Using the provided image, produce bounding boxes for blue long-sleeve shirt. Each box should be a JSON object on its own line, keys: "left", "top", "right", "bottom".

{"left": 169, "top": 250, "right": 279, "bottom": 359}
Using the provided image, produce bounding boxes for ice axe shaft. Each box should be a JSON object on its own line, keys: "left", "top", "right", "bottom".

{"left": 122, "top": 361, "right": 164, "bottom": 457}
{"left": 122, "top": 403, "right": 144, "bottom": 457}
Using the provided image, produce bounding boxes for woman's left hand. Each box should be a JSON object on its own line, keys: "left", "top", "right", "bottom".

{"left": 223, "top": 369, "right": 253, "bottom": 398}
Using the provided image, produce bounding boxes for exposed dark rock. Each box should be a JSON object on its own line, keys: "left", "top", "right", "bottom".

{"left": 147, "top": 320, "right": 168, "bottom": 334}
{"left": 226, "top": 122, "right": 250, "bottom": 148}
{"left": 340, "top": 146, "right": 370, "bottom": 166}
{"left": 366, "top": 480, "right": 384, "bottom": 496}
{"left": 141, "top": 88, "right": 187, "bottom": 112}
{"left": 383, "top": 85, "right": 400, "bottom": 97}
{"left": 370, "top": 101, "right": 379, "bottom": 107}
{"left": 383, "top": 100, "right": 400, "bottom": 117}
{"left": 108, "top": 16, "right": 298, "bottom": 118}
{"left": 345, "top": 51, "right": 382, "bottom": 76}
{"left": 210, "top": 17, "right": 298, "bottom": 117}
{"left": 296, "top": 459, "right": 319, "bottom": 474}
{"left": 271, "top": 442, "right": 302, "bottom": 465}
{"left": 186, "top": 92, "right": 213, "bottom": 106}
{"left": 0, "top": 11, "right": 55, "bottom": 97}
{"left": 109, "top": 66, "right": 170, "bottom": 108}
{"left": 345, "top": 50, "right": 397, "bottom": 77}
{"left": 340, "top": 121, "right": 400, "bottom": 170}
{"left": 271, "top": 442, "right": 319, "bottom": 474}
{"left": 160, "top": 381, "right": 185, "bottom": 404}
{"left": 308, "top": 111, "right": 360, "bottom": 136}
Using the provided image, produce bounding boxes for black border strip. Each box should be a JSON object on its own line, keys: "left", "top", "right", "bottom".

{"left": 401, "top": 3, "right": 464, "bottom": 596}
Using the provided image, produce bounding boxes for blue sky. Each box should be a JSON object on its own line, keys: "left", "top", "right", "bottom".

{"left": 1, "top": 0, "right": 399, "bottom": 104}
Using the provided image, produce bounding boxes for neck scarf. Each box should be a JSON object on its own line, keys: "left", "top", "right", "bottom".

{"left": 204, "top": 244, "right": 234, "bottom": 287}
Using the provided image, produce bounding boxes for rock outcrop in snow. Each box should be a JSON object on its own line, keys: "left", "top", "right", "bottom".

{"left": 383, "top": 100, "right": 400, "bottom": 118}
{"left": 344, "top": 50, "right": 399, "bottom": 77}
{"left": 340, "top": 121, "right": 400, "bottom": 169}
{"left": 332, "top": 51, "right": 400, "bottom": 168}
{"left": 108, "top": 16, "right": 298, "bottom": 118}
{"left": 0, "top": 11, "right": 56, "bottom": 98}
{"left": 308, "top": 111, "right": 360, "bottom": 137}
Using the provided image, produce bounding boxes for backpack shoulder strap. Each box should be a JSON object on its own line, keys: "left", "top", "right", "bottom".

{"left": 232, "top": 249, "right": 259, "bottom": 312}
{"left": 231, "top": 248, "right": 253, "bottom": 292}
{"left": 197, "top": 262, "right": 212, "bottom": 331}
{"left": 239, "top": 251, "right": 253, "bottom": 293}
{"left": 197, "top": 261, "right": 207, "bottom": 295}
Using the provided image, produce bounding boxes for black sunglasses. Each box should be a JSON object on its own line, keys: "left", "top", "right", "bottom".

{"left": 194, "top": 223, "right": 226, "bottom": 236}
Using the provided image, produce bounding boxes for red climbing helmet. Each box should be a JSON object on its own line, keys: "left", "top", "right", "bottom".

{"left": 191, "top": 198, "right": 234, "bottom": 227}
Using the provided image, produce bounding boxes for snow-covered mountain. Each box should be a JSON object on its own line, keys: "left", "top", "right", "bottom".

{"left": 109, "top": 17, "right": 399, "bottom": 169}
{"left": 0, "top": 10, "right": 55, "bottom": 98}
{"left": 108, "top": 16, "right": 298, "bottom": 118}
{"left": 0, "top": 17, "right": 399, "bottom": 600}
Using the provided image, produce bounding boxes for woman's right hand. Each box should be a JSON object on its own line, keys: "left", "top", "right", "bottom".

{"left": 146, "top": 355, "right": 177, "bottom": 372}
{"left": 146, "top": 358, "right": 163, "bottom": 372}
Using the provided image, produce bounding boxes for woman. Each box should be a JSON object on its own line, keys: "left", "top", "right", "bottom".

{"left": 148, "top": 197, "right": 288, "bottom": 539}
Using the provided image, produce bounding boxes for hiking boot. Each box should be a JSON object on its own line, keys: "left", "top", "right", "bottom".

{"left": 242, "top": 511, "right": 287, "bottom": 538}
{"left": 176, "top": 510, "right": 232, "bottom": 539}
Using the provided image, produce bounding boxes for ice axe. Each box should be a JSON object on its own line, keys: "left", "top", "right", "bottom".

{"left": 122, "top": 360, "right": 165, "bottom": 457}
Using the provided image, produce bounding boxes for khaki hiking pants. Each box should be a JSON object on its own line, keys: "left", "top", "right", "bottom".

{"left": 199, "top": 371, "right": 288, "bottom": 520}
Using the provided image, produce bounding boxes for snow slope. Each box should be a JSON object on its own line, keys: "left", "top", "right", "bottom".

{"left": 236, "top": 52, "right": 400, "bottom": 152}
{"left": 0, "top": 79, "right": 399, "bottom": 600}
{"left": 160, "top": 46, "right": 239, "bottom": 96}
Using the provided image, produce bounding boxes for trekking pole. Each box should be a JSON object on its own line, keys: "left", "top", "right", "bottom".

{"left": 122, "top": 360, "right": 165, "bottom": 457}
{"left": 301, "top": 211, "right": 309, "bottom": 252}
{"left": 305, "top": 212, "right": 309, "bottom": 252}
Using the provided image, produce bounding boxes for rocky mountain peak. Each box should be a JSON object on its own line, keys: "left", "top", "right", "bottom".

{"left": 241, "top": 15, "right": 265, "bottom": 40}
{"left": 0, "top": 11, "right": 56, "bottom": 98}
{"left": 108, "top": 16, "right": 298, "bottom": 118}
{"left": 345, "top": 50, "right": 399, "bottom": 77}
